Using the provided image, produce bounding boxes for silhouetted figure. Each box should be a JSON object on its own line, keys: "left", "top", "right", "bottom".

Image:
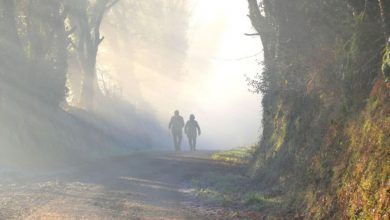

{"left": 185, "top": 114, "right": 201, "bottom": 151}
{"left": 169, "top": 110, "right": 185, "bottom": 151}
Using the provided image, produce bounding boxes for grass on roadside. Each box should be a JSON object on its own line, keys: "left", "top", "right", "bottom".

{"left": 191, "top": 171, "right": 282, "bottom": 211}
{"left": 211, "top": 146, "right": 255, "bottom": 165}
{"left": 191, "top": 146, "right": 283, "bottom": 213}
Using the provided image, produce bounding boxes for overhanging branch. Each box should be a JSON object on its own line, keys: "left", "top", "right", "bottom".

{"left": 245, "top": 33, "right": 261, "bottom": 36}
{"left": 105, "top": 0, "right": 120, "bottom": 10}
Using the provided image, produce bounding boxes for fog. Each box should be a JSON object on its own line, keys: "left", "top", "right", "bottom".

{"left": 98, "top": 0, "right": 262, "bottom": 149}
{"left": 0, "top": 0, "right": 262, "bottom": 171}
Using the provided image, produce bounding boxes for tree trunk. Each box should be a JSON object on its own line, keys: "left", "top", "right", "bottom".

{"left": 80, "top": 63, "right": 97, "bottom": 109}
{"left": 247, "top": 0, "right": 270, "bottom": 60}
{"left": 70, "top": 0, "right": 118, "bottom": 110}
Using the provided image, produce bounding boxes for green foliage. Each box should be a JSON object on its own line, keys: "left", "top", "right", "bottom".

{"left": 244, "top": 192, "right": 282, "bottom": 211}
{"left": 339, "top": 97, "right": 390, "bottom": 219}
{"left": 382, "top": 44, "right": 390, "bottom": 81}
{"left": 270, "top": 104, "right": 287, "bottom": 155}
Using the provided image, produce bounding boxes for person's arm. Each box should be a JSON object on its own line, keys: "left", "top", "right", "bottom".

{"left": 196, "top": 122, "right": 201, "bottom": 135}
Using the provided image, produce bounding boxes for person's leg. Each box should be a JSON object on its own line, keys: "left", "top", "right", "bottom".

{"left": 190, "top": 136, "right": 195, "bottom": 151}
{"left": 177, "top": 131, "right": 182, "bottom": 151}
{"left": 187, "top": 135, "right": 191, "bottom": 150}
{"left": 193, "top": 137, "right": 197, "bottom": 151}
{"left": 173, "top": 132, "right": 179, "bottom": 151}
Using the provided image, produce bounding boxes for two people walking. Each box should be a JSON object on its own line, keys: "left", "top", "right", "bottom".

{"left": 168, "top": 110, "right": 201, "bottom": 151}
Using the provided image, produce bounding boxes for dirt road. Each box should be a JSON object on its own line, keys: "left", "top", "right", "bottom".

{"left": 0, "top": 151, "right": 244, "bottom": 220}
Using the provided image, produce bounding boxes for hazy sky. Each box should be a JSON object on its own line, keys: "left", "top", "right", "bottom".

{"left": 99, "top": 0, "right": 263, "bottom": 149}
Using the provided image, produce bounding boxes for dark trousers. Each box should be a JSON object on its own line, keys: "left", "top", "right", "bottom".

{"left": 187, "top": 135, "right": 197, "bottom": 151}
{"left": 172, "top": 131, "right": 182, "bottom": 151}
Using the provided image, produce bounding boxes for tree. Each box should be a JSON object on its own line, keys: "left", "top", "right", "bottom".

{"left": 66, "top": 0, "right": 119, "bottom": 109}
{"left": 0, "top": 0, "right": 69, "bottom": 107}
{"left": 246, "top": 0, "right": 388, "bottom": 218}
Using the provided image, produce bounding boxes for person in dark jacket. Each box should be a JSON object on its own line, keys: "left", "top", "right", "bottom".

{"left": 169, "top": 110, "right": 185, "bottom": 151}
{"left": 185, "top": 114, "right": 201, "bottom": 151}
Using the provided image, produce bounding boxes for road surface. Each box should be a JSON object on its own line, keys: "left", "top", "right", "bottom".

{"left": 0, "top": 151, "right": 249, "bottom": 220}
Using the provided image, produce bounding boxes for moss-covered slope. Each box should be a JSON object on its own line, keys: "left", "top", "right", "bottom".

{"left": 247, "top": 0, "right": 389, "bottom": 218}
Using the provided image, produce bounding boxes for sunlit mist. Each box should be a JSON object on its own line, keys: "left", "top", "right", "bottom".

{"left": 97, "top": 0, "right": 262, "bottom": 149}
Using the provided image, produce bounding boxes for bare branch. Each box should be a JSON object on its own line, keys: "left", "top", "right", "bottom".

{"left": 97, "top": 36, "right": 105, "bottom": 46}
{"left": 245, "top": 33, "right": 261, "bottom": 36}
{"left": 105, "top": 0, "right": 120, "bottom": 10}
{"left": 66, "top": 26, "right": 77, "bottom": 36}
{"left": 67, "top": 38, "right": 78, "bottom": 49}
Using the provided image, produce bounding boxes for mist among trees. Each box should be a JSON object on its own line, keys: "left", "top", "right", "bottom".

{"left": 0, "top": 0, "right": 388, "bottom": 219}
{"left": 0, "top": 0, "right": 191, "bottom": 167}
